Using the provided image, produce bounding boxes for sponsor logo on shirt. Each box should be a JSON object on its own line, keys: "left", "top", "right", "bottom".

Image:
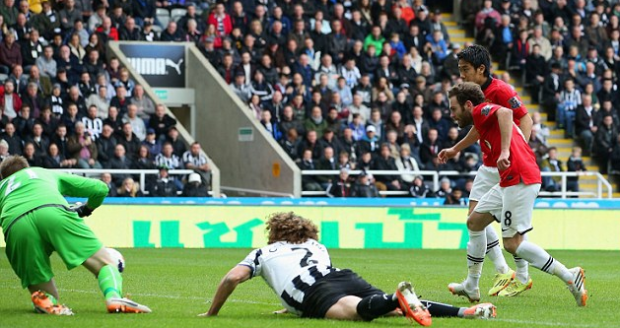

{"left": 481, "top": 105, "right": 492, "bottom": 116}
{"left": 508, "top": 96, "right": 522, "bottom": 109}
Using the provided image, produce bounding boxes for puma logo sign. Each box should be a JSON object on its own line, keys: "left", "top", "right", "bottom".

{"left": 127, "top": 57, "right": 184, "bottom": 75}
{"left": 165, "top": 58, "right": 184, "bottom": 74}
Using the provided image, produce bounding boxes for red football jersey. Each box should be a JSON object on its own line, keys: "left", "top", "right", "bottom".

{"left": 480, "top": 78, "right": 528, "bottom": 167}
{"left": 473, "top": 103, "right": 541, "bottom": 187}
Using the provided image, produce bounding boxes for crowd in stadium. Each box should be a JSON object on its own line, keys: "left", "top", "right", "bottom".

{"left": 0, "top": 0, "right": 619, "bottom": 199}
{"left": 0, "top": 0, "right": 214, "bottom": 197}
{"left": 198, "top": 0, "right": 620, "bottom": 198}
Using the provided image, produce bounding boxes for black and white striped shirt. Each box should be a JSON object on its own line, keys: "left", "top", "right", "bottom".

{"left": 182, "top": 151, "right": 208, "bottom": 168}
{"left": 239, "top": 239, "right": 335, "bottom": 315}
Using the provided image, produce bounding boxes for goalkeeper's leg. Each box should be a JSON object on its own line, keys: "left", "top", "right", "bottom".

{"left": 83, "top": 247, "right": 152, "bottom": 313}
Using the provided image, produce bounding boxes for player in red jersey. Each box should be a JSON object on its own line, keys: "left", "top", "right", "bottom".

{"left": 446, "top": 82, "right": 587, "bottom": 307}
{"left": 439, "top": 45, "right": 534, "bottom": 297}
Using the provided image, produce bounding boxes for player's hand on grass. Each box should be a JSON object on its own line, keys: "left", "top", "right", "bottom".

{"left": 438, "top": 148, "right": 458, "bottom": 164}
{"left": 497, "top": 150, "right": 511, "bottom": 171}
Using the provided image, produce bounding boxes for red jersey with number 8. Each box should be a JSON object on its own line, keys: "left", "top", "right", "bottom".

{"left": 480, "top": 78, "right": 528, "bottom": 167}
{"left": 473, "top": 103, "right": 541, "bottom": 187}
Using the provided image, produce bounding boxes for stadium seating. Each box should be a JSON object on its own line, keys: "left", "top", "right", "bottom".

{"left": 2, "top": 0, "right": 616, "bottom": 199}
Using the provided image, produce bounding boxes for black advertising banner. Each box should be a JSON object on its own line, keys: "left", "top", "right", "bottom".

{"left": 119, "top": 43, "right": 185, "bottom": 88}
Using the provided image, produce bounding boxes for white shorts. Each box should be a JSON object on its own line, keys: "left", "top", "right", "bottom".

{"left": 474, "top": 183, "right": 541, "bottom": 238}
{"left": 469, "top": 165, "right": 500, "bottom": 202}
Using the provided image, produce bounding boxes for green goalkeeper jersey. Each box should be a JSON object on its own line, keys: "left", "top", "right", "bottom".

{"left": 0, "top": 167, "right": 109, "bottom": 231}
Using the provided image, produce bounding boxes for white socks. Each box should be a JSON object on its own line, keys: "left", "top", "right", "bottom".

{"left": 484, "top": 226, "right": 510, "bottom": 274}
{"left": 466, "top": 229, "right": 486, "bottom": 290}
{"left": 515, "top": 241, "right": 572, "bottom": 283}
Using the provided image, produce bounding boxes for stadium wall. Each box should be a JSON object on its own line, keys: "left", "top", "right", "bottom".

{"left": 107, "top": 41, "right": 222, "bottom": 197}
{"left": 1, "top": 199, "right": 617, "bottom": 250}
{"left": 186, "top": 46, "right": 301, "bottom": 197}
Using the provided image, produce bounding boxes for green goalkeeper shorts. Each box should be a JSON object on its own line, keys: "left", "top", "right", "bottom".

{"left": 4, "top": 206, "right": 103, "bottom": 288}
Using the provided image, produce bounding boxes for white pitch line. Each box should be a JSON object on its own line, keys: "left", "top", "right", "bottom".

{"left": 7, "top": 286, "right": 280, "bottom": 306}
{"left": 495, "top": 318, "right": 603, "bottom": 328}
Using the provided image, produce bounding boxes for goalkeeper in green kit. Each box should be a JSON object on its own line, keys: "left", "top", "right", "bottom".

{"left": 0, "top": 156, "right": 151, "bottom": 315}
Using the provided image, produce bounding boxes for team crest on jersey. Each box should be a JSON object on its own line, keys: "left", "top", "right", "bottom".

{"left": 508, "top": 96, "right": 522, "bottom": 109}
{"left": 481, "top": 105, "right": 492, "bottom": 116}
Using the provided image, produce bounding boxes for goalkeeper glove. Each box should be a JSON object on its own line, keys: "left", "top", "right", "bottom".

{"left": 73, "top": 203, "right": 95, "bottom": 218}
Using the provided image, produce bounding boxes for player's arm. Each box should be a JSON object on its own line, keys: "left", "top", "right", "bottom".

{"left": 55, "top": 172, "right": 109, "bottom": 215}
{"left": 497, "top": 107, "right": 513, "bottom": 170}
{"left": 517, "top": 112, "right": 533, "bottom": 141}
{"left": 438, "top": 127, "right": 479, "bottom": 163}
{"left": 201, "top": 265, "right": 252, "bottom": 317}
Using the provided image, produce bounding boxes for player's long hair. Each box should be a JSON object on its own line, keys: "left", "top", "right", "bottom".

{"left": 449, "top": 82, "right": 486, "bottom": 107}
{"left": 266, "top": 212, "right": 319, "bottom": 244}
{"left": 457, "top": 44, "right": 492, "bottom": 77}
{"left": 0, "top": 156, "right": 29, "bottom": 179}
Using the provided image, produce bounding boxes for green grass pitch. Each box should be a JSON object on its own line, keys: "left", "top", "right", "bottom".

{"left": 0, "top": 248, "right": 616, "bottom": 328}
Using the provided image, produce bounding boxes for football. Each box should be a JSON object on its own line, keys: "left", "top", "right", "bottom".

{"left": 106, "top": 248, "right": 125, "bottom": 273}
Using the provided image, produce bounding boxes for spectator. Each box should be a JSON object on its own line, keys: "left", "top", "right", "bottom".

{"left": 525, "top": 44, "right": 547, "bottom": 104}
{"left": 575, "top": 94, "right": 596, "bottom": 155}
{"left": 444, "top": 188, "right": 464, "bottom": 205}
{"left": 117, "top": 177, "right": 143, "bottom": 197}
{"left": 372, "top": 143, "right": 405, "bottom": 194}
{"left": 557, "top": 78, "right": 581, "bottom": 136}
{"left": 593, "top": 115, "right": 618, "bottom": 174}
{"left": 304, "top": 106, "right": 328, "bottom": 138}
{"left": 25, "top": 122, "right": 48, "bottom": 157}
{"left": 566, "top": 146, "right": 586, "bottom": 194}
{"left": 149, "top": 166, "right": 179, "bottom": 197}
{"left": 13, "top": 104, "right": 35, "bottom": 136}
{"left": 0, "top": 79, "right": 22, "bottom": 120}
{"left": 155, "top": 141, "right": 181, "bottom": 169}
{"left": 541, "top": 147, "right": 563, "bottom": 192}
{"left": 67, "top": 121, "right": 101, "bottom": 169}
{"left": 166, "top": 126, "right": 186, "bottom": 158}
{"left": 100, "top": 172, "right": 118, "bottom": 197}
{"left": 298, "top": 148, "right": 323, "bottom": 192}
{"left": 31, "top": 2, "right": 60, "bottom": 40}
{"left": 123, "top": 104, "right": 146, "bottom": 141}
{"left": 103, "top": 105, "right": 123, "bottom": 134}
{"left": 317, "top": 146, "right": 338, "bottom": 189}
{"left": 351, "top": 171, "right": 379, "bottom": 197}
{"left": 208, "top": 2, "right": 233, "bottom": 36}
{"left": 96, "top": 123, "right": 116, "bottom": 168}
{"left": 83, "top": 50, "right": 104, "bottom": 82}
{"left": 326, "top": 168, "right": 353, "bottom": 198}
{"left": 86, "top": 86, "right": 109, "bottom": 119}
{"left": 119, "top": 17, "right": 142, "bottom": 41}
{"left": 0, "top": 33, "right": 21, "bottom": 74}
{"left": 81, "top": 105, "right": 103, "bottom": 140}
{"left": 36, "top": 45, "right": 55, "bottom": 78}
{"left": 36, "top": 106, "right": 58, "bottom": 138}
{"left": 409, "top": 175, "right": 433, "bottom": 198}
{"left": 118, "top": 122, "right": 141, "bottom": 161}
{"left": 182, "top": 172, "right": 209, "bottom": 197}
{"left": 110, "top": 85, "right": 129, "bottom": 115}
{"left": 141, "top": 128, "right": 160, "bottom": 156}
{"left": 96, "top": 16, "right": 119, "bottom": 42}
{"left": 22, "top": 142, "right": 42, "bottom": 166}
{"left": 67, "top": 32, "right": 86, "bottom": 64}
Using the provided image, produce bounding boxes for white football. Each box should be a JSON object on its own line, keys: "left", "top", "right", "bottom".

{"left": 106, "top": 248, "right": 125, "bottom": 273}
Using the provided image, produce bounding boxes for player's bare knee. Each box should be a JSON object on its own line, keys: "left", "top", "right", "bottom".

{"left": 502, "top": 237, "right": 519, "bottom": 254}
{"left": 467, "top": 213, "right": 487, "bottom": 231}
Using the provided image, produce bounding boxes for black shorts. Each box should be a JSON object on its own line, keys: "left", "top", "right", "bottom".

{"left": 300, "top": 269, "right": 385, "bottom": 318}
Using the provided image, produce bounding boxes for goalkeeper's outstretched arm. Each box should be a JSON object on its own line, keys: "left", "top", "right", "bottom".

{"left": 55, "top": 172, "right": 109, "bottom": 211}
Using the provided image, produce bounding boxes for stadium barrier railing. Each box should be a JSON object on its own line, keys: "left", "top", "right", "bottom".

{"left": 57, "top": 168, "right": 223, "bottom": 197}
{"left": 301, "top": 170, "right": 613, "bottom": 199}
